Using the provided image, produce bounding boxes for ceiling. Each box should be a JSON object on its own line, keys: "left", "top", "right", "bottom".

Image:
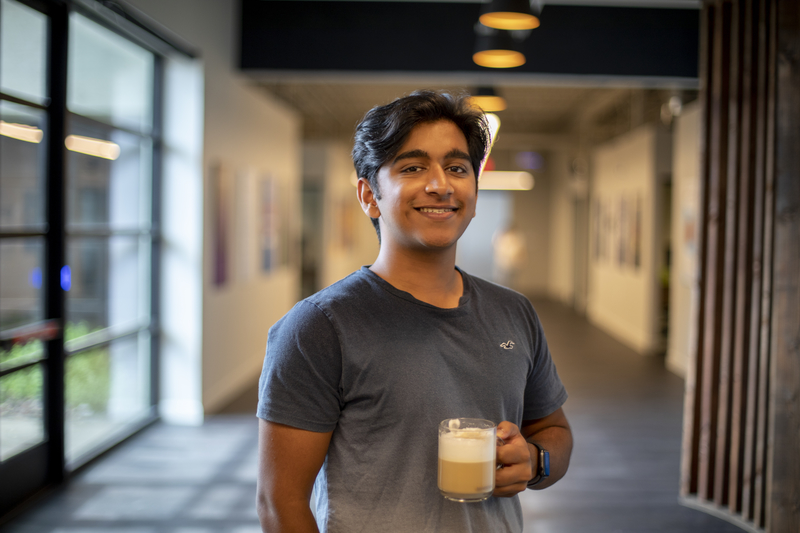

{"left": 251, "top": 79, "right": 697, "bottom": 151}
{"left": 240, "top": 1, "right": 700, "bottom": 155}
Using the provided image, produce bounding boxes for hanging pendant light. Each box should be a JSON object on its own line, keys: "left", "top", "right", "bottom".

{"left": 469, "top": 87, "right": 507, "bottom": 112}
{"left": 480, "top": 0, "right": 541, "bottom": 31}
{"left": 473, "top": 28, "right": 526, "bottom": 68}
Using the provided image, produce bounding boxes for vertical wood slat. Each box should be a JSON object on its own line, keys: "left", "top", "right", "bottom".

{"left": 680, "top": 0, "right": 715, "bottom": 499}
{"left": 714, "top": 0, "right": 743, "bottom": 507}
{"left": 698, "top": 0, "right": 733, "bottom": 502}
{"left": 729, "top": 0, "right": 759, "bottom": 515}
{"left": 742, "top": 0, "right": 770, "bottom": 522}
{"left": 753, "top": 0, "right": 776, "bottom": 527}
{"left": 766, "top": 0, "right": 799, "bottom": 529}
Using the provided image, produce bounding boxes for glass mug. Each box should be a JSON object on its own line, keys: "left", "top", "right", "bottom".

{"left": 437, "top": 418, "right": 499, "bottom": 502}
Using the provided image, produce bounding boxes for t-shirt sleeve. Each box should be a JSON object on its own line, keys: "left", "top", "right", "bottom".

{"left": 257, "top": 300, "right": 343, "bottom": 432}
{"left": 522, "top": 303, "right": 568, "bottom": 421}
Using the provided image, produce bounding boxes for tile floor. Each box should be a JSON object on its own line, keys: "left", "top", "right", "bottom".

{"left": 4, "top": 416, "right": 262, "bottom": 533}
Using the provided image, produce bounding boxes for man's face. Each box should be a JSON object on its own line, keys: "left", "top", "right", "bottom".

{"left": 359, "top": 120, "right": 478, "bottom": 253}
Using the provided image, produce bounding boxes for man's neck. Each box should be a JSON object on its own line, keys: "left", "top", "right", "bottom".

{"left": 369, "top": 246, "right": 463, "bottom": 309}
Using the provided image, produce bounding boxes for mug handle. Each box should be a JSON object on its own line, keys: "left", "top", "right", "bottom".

{"left": 496, "top": 436, "right": 505, "bottom": 469}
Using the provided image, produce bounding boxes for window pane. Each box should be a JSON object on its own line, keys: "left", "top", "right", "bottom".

{"left": 65, "top": 332, "right": 150, "bottom": 463}
{"left": 0, "top": 238, "right": 44, "bottom": 331}
{"left": 0, "top": 363, "right": 45, "bottom": 461}
{"left": 1, "top": 101, "right": 47, "bottom": 229}
{"left": 66, "top": 119, "right": 152, "bottom": 231}
{"left": 0, "top": 0, "right": 48, "bottom": 105}
{"left": 68, "top": 13, "right": 154, "bottom": 133}
{"left": 66, "top": 236, "right": 150, "bottom": 332}
{"left": 0, "top": 340, "right": 44, "bottom": 373}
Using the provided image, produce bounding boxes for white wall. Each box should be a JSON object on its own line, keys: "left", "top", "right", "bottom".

{"left": 500, "top": 163, "right": 552, "bottom": 297}
{"left": 667, "top": 102, "right": 701, "bottom": 377}
{"left": 546, "top": 148, "right": 577, "bottom": 304}
{"left": 458, "top": 191, "right": 513, "bottom": 281}
{"left": 126, "top": 0, "right": 303, "bottom": 417}
{"left": 586, "top": 123, "right": 671, "bottom": 354}
{"left": 308, "top": 142, "right": 379, "bottom": 289}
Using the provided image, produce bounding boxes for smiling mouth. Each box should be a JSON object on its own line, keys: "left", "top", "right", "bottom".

{"left": 417, "top": 207, "right": 457, "bottom": 214}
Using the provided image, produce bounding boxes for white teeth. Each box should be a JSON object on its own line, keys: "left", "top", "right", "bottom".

{"left": 419, "top": 208, "right": 453, "bottom": 213}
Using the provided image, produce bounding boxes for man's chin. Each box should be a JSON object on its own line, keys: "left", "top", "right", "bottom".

{"left": 416, "top": 236, "right": 461, "bottom": 251}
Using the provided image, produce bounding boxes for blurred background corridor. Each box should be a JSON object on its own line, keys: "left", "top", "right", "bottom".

{"left": 1, "top": 0, "right": 798, "bottom": 532}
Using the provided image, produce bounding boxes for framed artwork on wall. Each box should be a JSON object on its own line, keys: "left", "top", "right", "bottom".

{"left": 209, "top": 161, "right": 229, "bottom": 287}
{"left": 259, "top": 176, "right": 278, "bottom": 274}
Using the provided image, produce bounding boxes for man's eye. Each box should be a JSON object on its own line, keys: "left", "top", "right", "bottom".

{"left": 448, "top": 166, "right": 467, "bottom": 173}
{"left": 402, "top": 166, "right": 422, "bottom": 173}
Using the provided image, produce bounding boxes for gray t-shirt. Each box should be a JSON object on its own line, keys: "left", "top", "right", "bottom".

{"left": 258, "top": 267, "right": 567, "bottom": 533}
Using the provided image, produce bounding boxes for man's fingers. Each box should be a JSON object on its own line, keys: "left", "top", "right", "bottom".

{"left": 495, "top": 460, "right": 532, "bottom": 485}
{"left": 496, "top": 420, "right": 522, "bottom": 442}
{"left": 494, "top": 463, "right": 529, "bottom": 497}
{"left": 493, "top": 421, "right": 535, "bottom": 497}
{"left": 496, "top": 443, "right": 528, "bottom": 467}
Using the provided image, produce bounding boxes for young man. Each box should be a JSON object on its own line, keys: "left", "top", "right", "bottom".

{"left": 256, "top": 90, "right": 572, "bottom": 533}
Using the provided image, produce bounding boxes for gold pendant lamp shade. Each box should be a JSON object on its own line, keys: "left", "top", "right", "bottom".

{"left": 469, "top": 87, "right": 507, "bottom": 112}
{"left": 479, "top": 0, "right": 540, "bottom": 30}
{"left": 473, "top": 30, "right": 526, "bottom": 68}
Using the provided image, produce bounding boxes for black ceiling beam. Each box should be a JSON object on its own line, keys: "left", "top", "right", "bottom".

{"left": 239, "top": 0, "right": 699, "bottom": 79}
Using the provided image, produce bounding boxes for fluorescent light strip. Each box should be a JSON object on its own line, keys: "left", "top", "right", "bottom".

{"left": 479, "top": 171, "right": 534, "bottom": 191}
{"left": 0, "top": 120, "right": 43, "bottom": 143}
{"left": 65, "top": 135, "right": 120, "bottom": 160}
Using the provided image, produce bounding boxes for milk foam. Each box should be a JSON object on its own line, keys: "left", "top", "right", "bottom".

{"left": 438, "top": 428, "right": 495, "bottom": 463}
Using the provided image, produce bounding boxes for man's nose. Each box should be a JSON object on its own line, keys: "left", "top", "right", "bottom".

{"left": 425, "top": 165, "right": 453, "bottom": 196}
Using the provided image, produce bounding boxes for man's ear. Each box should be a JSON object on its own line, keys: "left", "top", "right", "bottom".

{"left": 357, "top": 178, "right": 381, "bottom": 218}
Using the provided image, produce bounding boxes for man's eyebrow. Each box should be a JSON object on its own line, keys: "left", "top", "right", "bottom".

{"left": 445, "top": 149, "right": 471, "bottom": 161}
{"left": 392, "top": 149, "right": 428, "bottom": 164}
{"left": 392, "top": 148, "right": 471, "bottom": 165}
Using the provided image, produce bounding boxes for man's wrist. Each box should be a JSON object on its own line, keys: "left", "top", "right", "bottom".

{"left": 527, "top": 441, "right": 550, "bottom": 487}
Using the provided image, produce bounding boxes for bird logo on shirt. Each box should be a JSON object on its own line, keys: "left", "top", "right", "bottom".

{"left": 500, "top": 340, "right": 515, "bottom": 350}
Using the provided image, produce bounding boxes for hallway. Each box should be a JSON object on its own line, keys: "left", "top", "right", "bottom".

{"left": 3, "top": 298, "right": 745, "bottom": 533}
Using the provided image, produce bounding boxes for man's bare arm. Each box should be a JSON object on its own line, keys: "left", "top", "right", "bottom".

{"left": 494, "top": 407, "right": 572, "bottom": 496}
{"left": 519, "top": 407, "right": 572, "bottom": 490}
{"left": 256, "top": 419, "right": 333, "bottom": 532}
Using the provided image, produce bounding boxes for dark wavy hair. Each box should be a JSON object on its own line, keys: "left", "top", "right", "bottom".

{"left": 351, "top": 90, "right": 490, "bottom": 242}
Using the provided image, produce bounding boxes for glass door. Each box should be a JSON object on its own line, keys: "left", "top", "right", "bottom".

{"left": 0, "top": 0, "right": 60, "bottom": 514}
{"left": 0, "top": 0, "right": 161, "bottom": 517}
{"left": 63, "top": 10, "right": 157, "bottom": 466}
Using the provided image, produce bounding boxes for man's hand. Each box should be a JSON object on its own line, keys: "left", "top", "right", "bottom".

{"left": 493, "top": 408, "right": 573, "bottom": 498}
{"left": 494, "top": 422, "right": 535, "bottom": 497}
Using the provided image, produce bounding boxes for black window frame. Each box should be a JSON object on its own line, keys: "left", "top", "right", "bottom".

{"left": 0, "top": 0, "right": 194, "bottom": 520}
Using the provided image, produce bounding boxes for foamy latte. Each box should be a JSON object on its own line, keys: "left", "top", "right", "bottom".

{"left": 437, "top": 418, "right": 496, "bottom": 502}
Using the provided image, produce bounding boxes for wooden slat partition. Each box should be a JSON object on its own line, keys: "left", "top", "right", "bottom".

{"left": 681, "top": 0, "right": 800, "bottom": 531}
{"left": 680, "top": 0, "right": 775, "bottom": 530}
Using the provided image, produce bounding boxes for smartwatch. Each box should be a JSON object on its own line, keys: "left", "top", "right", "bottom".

{"left": 527, "top": 442, "right": 550, "bottom": 487}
